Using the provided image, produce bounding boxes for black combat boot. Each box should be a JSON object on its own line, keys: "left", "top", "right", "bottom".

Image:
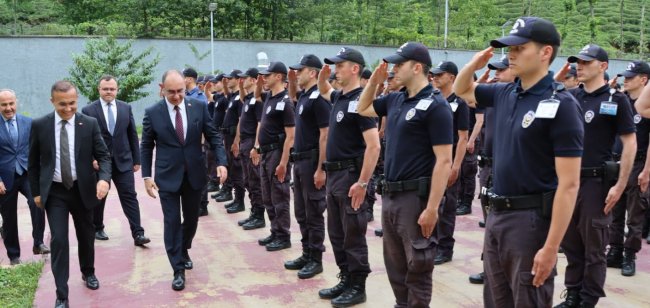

{"left": 331, "top": 273, "right": 367, "bottom": 307}
{"left": 554, "top": 288, "right": 581, "bottom": 308}
{"left": 284, "top": 248, "right": 310, "bottom": 270}
{"left": 298, "top": 250, "right": 323, "bottom": 279}
{"left": 318, "top": 271, "right": 349, "bottom": 299}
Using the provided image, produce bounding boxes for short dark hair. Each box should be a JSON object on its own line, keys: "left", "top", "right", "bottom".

{"left": 640, "top": 73, "right": 650, "bottom": 86}
{"left": 51, "top": 80, "right": 77, "bottom": 96}
{"left": 534, "top": 42, "right": 559, "bottom": 65}
{"left": 98, "top": 75, "right": 117, "bottom": 85}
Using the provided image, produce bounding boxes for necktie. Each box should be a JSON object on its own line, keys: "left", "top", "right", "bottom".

{"left": 60, "top": 120, "right": 73, "bottom": 189}
{"left": 7, "top": 119, "right": 22, "bottom": 175}
{"left": 174, "top": 106, "right": 184, "bottom": 144}
{"left": 107, "top": 102, "right": 115, "bottom": 135}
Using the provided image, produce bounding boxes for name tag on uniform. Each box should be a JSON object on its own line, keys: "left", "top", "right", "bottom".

{"left": 600, "top": 102, "right": 618, "bottom": 116}
{"left": 276, "top": 102, "right": 285, "bottom": 111}
{"left": 535, "top": 99, "right": 560, "bottom": 119}
{"left": 309, "top": 91, "right": 320, "bottom": 99}
{"left": 416, "top": 99, "right": 433, "bottom": 111}
{"left": 249, "top": 98, "right": 256, "bottom": 105}
{"left": 348, "top": 101, "right": 359, "bottom": 113}
{"left": 449, "top": 102, "right": 459, "bottom": 112}
{"left": 235, "top": 95, "right": 240, "bottom": 101}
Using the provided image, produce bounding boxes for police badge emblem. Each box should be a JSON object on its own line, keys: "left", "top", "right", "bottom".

{"left": 584, "top": 110, "right": 595, "bottom": 123}
{"left": 634, "top": 114, "right": 642, "bottom": 124}
{"left": 405, "top": 108, "right": 416, "bottom": 121}
{"left": 336, "top": 111, "right": 344, "bottom": 122}
{"left": 266, "top": 106, "right": 272, "bottom": 114}
{"left": 521, "top": 110, "right": 535, "bottom": 128}
{"left": 299, "top": 105, "right": 304, "bottom": 115}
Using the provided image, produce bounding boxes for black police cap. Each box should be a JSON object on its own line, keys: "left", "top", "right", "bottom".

{"left": 223, "top": 69, "right": 242, "bottom": 79}
{"left": 324, "top": 47, "right": 366, "bottom": 67}
{"left": 490, "top": 17, "right": 561, "bottom": 48}
{"left": 361, "top": 69, "right": 372, "bottom": 80}
{"left": 260, "top": 62, "right": 288, "bottom": 75}
{"left": 618, "top": 61, "right": 650, "bottom": 78}
{"left": 388, "top": 72, "right": 395, "bottom": 79}
{"left": 289, "top": 54, "right": 323, "bottom": 70}
{"left": 238, "top": 68, "right": 259, "bottom": 79}
{"left": 182, "top": 67, "right": 198, "bottom": 79}
{"left": 197, "top": 76, "right": 205, "bottom": 83}
{"left": 431, "top": 61, "right": 458, "bottom": 76}
{"left": 565, "top": 64, "right": 577, "bottom": 78}
{"left": 568, "top": 44, "right": 609, "bottom": 63}
{"left": 487, "top": 56, "right": 510, "bottom": 70}
{"left": 383, "top": 42, "right": 433, "bottom": 68}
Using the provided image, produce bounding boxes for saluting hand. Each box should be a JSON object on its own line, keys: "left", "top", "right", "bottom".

{"left": 370, "top": 62, "right": 389, "bottom": 86}
{"left": 553, "top": 63, "right": 571, "bottom": 82}
{"left": 96, "top": 180, "right": 110, "bottom": 200}
{"left": 477, "top": 69, "right": 491, "bottom": 84}
{"left": 288, "top": 69, "right": 297, "bottom": 85}
{"left": 609, "top": 76, "right": 619, "bottom": 89}
{"left": 216, "top": 166, "right": 228, "bottom": 184}
{"left": 417, "top": 207, "right": 438, "bottom": 238}
{"left": 470, "top": 47, "right": 495, "bottom": 71}
{"left": 319, "top": 65, "right": 331, "bottom": 84}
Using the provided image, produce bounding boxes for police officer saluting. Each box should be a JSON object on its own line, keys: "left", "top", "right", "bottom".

{"left": 254, "top": 62, "right": 295, "bottom": 251}
{"left": 454, "top": 17, "right": 584, "bottom": 307}
{"left": 358, "top": 42, "right": 453, "bottom": 308}
{"left": 553, "top": 44, "right": 637, "bottom": 308}
{"left": 219, "top": 70, "right": 246, "bottom": 211}
{"left": 316, "top": 47, "right": 380, "bottom": 307}
{"left": 282, "top": 54, "right": 331, "bottom": 279}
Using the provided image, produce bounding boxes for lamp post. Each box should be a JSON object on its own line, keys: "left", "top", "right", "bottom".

{"left": 209, "top": 3, "right": 217, "bottom": 74}
{"left": 444, "top": 0, "right": 449, "bottom": 49}
{"left": 501, "top": 20, "right": 513, "bottom": 56}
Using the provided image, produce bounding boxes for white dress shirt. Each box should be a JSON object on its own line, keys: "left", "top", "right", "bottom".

{"left": 100, "top": 98, "right": 117, "bottom": 130}
{"left": 165, "top": 98, "right": 187, "bottom": 140}
{"left": 53, "top": 112, "right": 77, "bottom": 182}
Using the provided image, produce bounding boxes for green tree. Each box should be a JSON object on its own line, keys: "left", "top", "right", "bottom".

{"left": 68, "top": 36, "right": 161, "bottom": 103}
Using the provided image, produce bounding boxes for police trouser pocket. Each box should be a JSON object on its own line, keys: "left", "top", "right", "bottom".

{"left": 409, "top": 237, "right": 437, "bottom": 272}
{"left": 590, "top": 217, "right": 610, "bottom": 248}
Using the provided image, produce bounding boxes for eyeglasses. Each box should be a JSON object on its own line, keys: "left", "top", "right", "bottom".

{"left": 100, "top": 88, "right": 117, "bottom": 92}
{"left": 164, "top": 89, "right": 185, "bottom": 95}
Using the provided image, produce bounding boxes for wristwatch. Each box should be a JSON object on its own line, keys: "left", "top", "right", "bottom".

{"left": 254, "top": 146, "right": 261, "bottom": 154}
{"left": 358, "top": 182, "right": 368, "bottom": 189}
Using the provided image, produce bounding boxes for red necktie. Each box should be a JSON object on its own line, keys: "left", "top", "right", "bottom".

{"left": 174, "top": 105, "right": 184, "bottom": 144}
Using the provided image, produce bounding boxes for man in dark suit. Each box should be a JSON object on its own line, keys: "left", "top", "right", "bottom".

{"left": 0, "top": 89, "right": 48, "bottom": 266}
{"left": 29, "top": 81, "right": 111, "bottom": 308}
{"left": 141, "top": 70, "right": 228, "bottom": 291}
{"left": 81, "top": 75, "right": 150, "bottom": 245}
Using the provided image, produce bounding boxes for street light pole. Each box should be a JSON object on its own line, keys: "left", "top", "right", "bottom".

{"left": 209, "top": 3, "right": 217, "bottom": 74}
{"left": 444, "top": 0, "right": 449, "bottom": 49}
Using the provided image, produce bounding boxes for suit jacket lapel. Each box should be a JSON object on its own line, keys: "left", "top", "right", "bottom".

{"left": 94, "top": 101, "right": 109, "bottom": 133}
{"left": 0, "top": 118, "right": 11, "bottom": 149}
{"left": 48, "top": 113, "right": 56, "bottom": 158}
{"left": 184, "top": 100, "right": 195, "bottom": 145}
{"left": 74, "top": 113, "right": 82, "bottom": 160}
{"left": 15, "top": 115, "right": 26, "bottom": 150}
{"left": 113, "top": 101, "right": 124, "bottom": 134}
{"left": 160, "top": 100, "right": 179, "bottom": 145}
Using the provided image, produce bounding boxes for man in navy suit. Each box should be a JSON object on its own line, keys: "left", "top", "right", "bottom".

{"left": 141, "top": 70, "right": 228, "bottom": 291}
{"left": 0, "top": 89, "right": 48, "bottom": 265}
{"left": 82, "top": 76, "right": 150, "bottom": 246}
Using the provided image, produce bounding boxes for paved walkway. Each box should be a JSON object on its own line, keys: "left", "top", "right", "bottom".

{"left": 2, "top": 174, "right": 649, "bottom": 307}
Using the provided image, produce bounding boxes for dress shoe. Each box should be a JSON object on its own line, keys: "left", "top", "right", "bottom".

{"left": 199, "top": 207, "right": 208, "bottom": 217}
{"left": 554, "top": 288, "right": 581, "bottom": 308}
{"left": 182, "top": 250, "right": 193, "bottom": 270}
{"left": 95, "top": 230, "right": 109, "bottom": 241}
{"left": 238, "top": 215, "right": 253, "bottom": 226}
{"left": 258, "top": 234, "right": 275, "bottom": 246}
{"left": 319, "top": 272, "right": 349, "bottom": 299}
{"left": 82, "top": 274, "right": 100, "bottom": 290}
{"left": 374, "top": 228, "right": 383, "bottom": 237}
{"left": 206, "top": 181, "right": 220, "bottom": 192}
{"left": 215, "top": 191, "right": 233, "bottom": 202}
{"left": 366, "top": 208, "right": 374, "bottom": 222}
{"left": 478, "top": 220, "right": 486, "bottom": 228}
{"left": 331, "top": 274, "right": 367, "bottom": 307}
{"left": 434, "top": 252, "right": 453, "bottom": 265}
{"left": 456, "top": 203, "right": 472, "bottom": 215}
{"left": 266, "top": 239, "right": 291, "bottom": 251}
{"left": 242, "top": 218, "right": 265, "bottom": 230}
{"left": 284, "top": 250, "right": 309, "bottom": 270}
{"left": 468, "top": 272, "right": 485, "bottom": 284}
{"left": 172, "top": 270, "right": 185, "bottom": 291}
{"left": 298, "top": 260, "right": 323, "bottom": 279}
{"left": 10, "top": 258, "right": 20, "bottom": 265}
{"left": 621, "top": 251, "right": 636, "bottom": 277}
{"left": 134, "top": 234, "right": 151, "bottom": 246}
{"left": 33, "top": 243, "right": 50, "bottom": 254}
{"left": 606, "top": 246, "right": 623, "bottom": 268}
{"left": 226, "top": 201, "right": 245, "bottom": 214}
{"left": 54, "top": 298, "right": 69, "bottom": 308}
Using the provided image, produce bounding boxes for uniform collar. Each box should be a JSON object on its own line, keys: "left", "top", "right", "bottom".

{"left": 303, "top": 84, "right": 318, "bottom": 95}
{"left": 578, "top": 83, "right": 611, "bottom": 97}
{"left": 186, "top": 87, "right": 200, "bottom": 96}
{"left": 406, "top": 84, "right": 434, "bottom": 101}
{"left": 270, "top": 89, "right": 288, "bottom": 99}
{"left": 340, "top": 87, "right": 363, "bottom": 99}
{"left": 515, "top": 72, "right": 554, "bottom": 96}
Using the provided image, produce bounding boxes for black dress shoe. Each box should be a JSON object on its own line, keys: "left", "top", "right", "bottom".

{"left": 55, "top": 298, "right": 69, "bottom": 308}
{"left": 95, "top": 230, "right": 109, "bottom": 241}
{"left": 434, "top": 252, "right": 452, "bottom": 265}
{"left": 182, "top": 250, "right": 193, "bottom": 270}
{"left": 198, "top": 207, "right": 208, "bottom": 217}
{"left": 134, "top": 234, "right": 151, "bottom": 246}
{"left": 215, "top": 191, "right": 233, "bottom": 202}
{"left": 33, "top": 243, "right": 51, "bottom": 254}
{"left": 242, "top": 218, "right": 265, "bottom": 230}
{"left": 456, "top": 204, "right": 472, "bottom": 215}
{"left": 206, "top": 181, "right": 220, "bottom": 192}
{"left": 226, "top": 201, "right": 245, "bottom": 214}
{"left": 478, "top": 220, "right": 486, "bottom": 228}
{"left": 266, "top": 239, "right": 291, "bottom": 251}
{"left": 82, "top": 274, "right": 100, "bottom": 290}
{"left": 172, "top": 270, "right": 185, "bottom": 291}
{"left": 374, "top": 228, "right": 383, "bottom": 237}
{"left": 258, "top": 234, "right": 275, "bottom": 246}
{"left": 10, "top": 258, "right": 21, "bottom": 265}
{"left": 469, "top": 272, "right": 485, "bottom": 284}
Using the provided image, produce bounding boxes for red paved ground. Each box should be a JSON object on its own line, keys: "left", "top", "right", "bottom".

{"left": 2, "top": 173, "right": 650, "bottom": 307}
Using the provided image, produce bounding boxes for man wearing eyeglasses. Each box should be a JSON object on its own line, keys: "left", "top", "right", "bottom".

{"left": 82, "top": 75, "right": 150, "bottom": 246}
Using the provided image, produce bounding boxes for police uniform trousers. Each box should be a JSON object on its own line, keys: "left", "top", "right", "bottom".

{"left": 561, "top": 177, "right": 610, "bottom": 306}
{"left": 435, "top": 179, "right": 460, "bottom": 257}
{"left": 478, "top": 164, "right": 492, "bottom": 221}
{"left": 205, "top": 143, "right": 219, "bottom": 183}
{"left": 240, "top": 138, "right": 264, "bottom": 214}
{"left": 326, "top": 169, "right": 370, "bottom": 275}
{"left": 483, "top": 209, "right": 555, "bottom": 308}
{"left": 460, "top": 148, "right": 479, "bottom": 205}
{"left": 224, "top": 132, "right": 245, "bottom": 201}
{"left": 382, "top": 190, "right": 437, "bottom": 308}
{"left": 610, "top": 160, "right": 649, "bottom": 254}
{"left": 292, "top": 155, "right": 327, "bottom": 252}
{"left": 260, "top": 148, "right": 292, "bottom": 240}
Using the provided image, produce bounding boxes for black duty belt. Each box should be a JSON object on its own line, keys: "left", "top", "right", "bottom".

{"left": 488, "top": 191, "right": 554, "bottom": 213}
{"left": 259, "top": 143, "right": 282, "bottom": 154}
{"left": 581, "top": 166, "right": 604, "bottom": 178}
{"left": 290, "top": 149, "right": 317, "bottom": 162}
{"left": 384, "top": 177, "right": 431, "bottom": 196}
{"left": 322, "top": 159, "right": 358, "bottom": 172}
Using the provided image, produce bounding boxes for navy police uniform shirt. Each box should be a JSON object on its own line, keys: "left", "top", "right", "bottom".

{"left": 447, "top": 93, "right": 470, "bottom": 146}
{"left": 239, "top": 92, "right": 264, "bottom": 140}
{"left": 223, "top": 91, "right": 242, "bottom": 130}
{"left": 475, "top": 72, "right": 584, "bottom": 196}
{"left": 186, "top": 87, "right": 208, "bottom": 105}
{"left": 613, "top": 95, "right": 650, "bottom": 157}
{"left": 569, "top": 84, "right": 635, "bottom": 167}
{"left": 481, "top": 107, "right": 495, "bottom": 157}
{"left": 212, "top": 93, "right": 228, "bottom": 129}
{"left": 326, "top": 88, "right": 377, "bottom": 162}
{"left": 258, "top": 90, "right": 295, "bottom": 146}
{"left": 374, "top": 84, "right": 453, "bottom": 182}
{"left": 294, "top": 85, "right": 331, "bottom": 152}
